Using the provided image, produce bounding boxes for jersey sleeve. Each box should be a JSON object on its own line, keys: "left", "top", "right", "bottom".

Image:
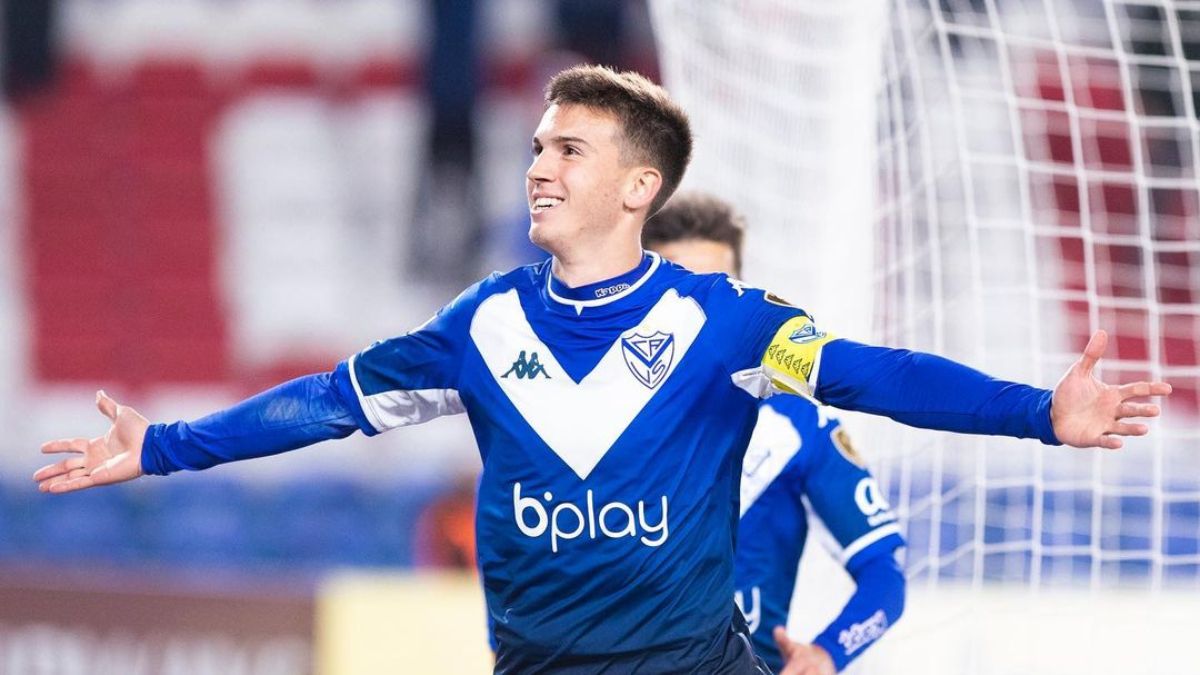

{"left": 812, "top": 553, "right": 906, "bottom": 672}
{"left": 812, "top": 339, "right": 1059, "bottom": 444}
{"left": 701, "top": 275, "right": 837, "bottom": 399}
{"left": 796, "top": 416, "right": 905, "bottom": 567}
{"left": 332, "top": 276, "right": 497, "bottom": 436}
{"left": 140, "top": 372, "right": 362, "bottom": 475}
{"left": 704, "top": 276, "right": 815, "bottom": 396}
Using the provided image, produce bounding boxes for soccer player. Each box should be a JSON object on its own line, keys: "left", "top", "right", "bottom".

{"left": 34, "top": 65, "right": 1170, "bottom": 673}
{"left": 643, "top": 192, "right": 905, "bottom": 675}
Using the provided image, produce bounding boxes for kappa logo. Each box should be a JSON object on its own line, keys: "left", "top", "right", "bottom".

{"left": 501, "top": 350, "right": 550, "bottom": 379}
{"left": 594, "top": 282, "right": 631, "bottom": 299}
{"left": 620, "top": 331, "right": 675, "bottom": 389}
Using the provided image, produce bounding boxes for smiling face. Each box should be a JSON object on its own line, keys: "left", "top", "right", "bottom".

{"left": 526, "top": 103, "right": 656, "bottom": 258}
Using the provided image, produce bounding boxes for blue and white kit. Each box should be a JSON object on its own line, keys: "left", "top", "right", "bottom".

{"left": 736, "top": 397, "right": 905, "bottom": 673}
{"left": 141, "top": 252, "right": 1058, "bottom": 672}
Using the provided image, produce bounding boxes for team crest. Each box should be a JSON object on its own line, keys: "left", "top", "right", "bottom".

{"left": 789, "top": 322, "right": 826, "bottom": 344}
{"left": 621, "top": 331, "right": 675, "bottom": 389}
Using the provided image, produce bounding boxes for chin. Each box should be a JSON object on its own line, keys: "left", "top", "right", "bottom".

{"left": 528, "top": 222, "right": 554, "bottom": 254}
{"left": 528, "top": 217, "right": 566, "bottom": 255}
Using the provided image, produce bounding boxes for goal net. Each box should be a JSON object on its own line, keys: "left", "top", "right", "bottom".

{"left": 650, "top": 1, "right": 1200, "bottom": 673}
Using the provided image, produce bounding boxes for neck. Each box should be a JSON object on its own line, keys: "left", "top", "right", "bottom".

{"left": 550, "top": 237, "right": 644, "bottom": 288}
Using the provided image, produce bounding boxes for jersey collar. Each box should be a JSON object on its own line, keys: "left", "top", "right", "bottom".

{"left": 545, "top": 252, "right": 661, "bottom": 315}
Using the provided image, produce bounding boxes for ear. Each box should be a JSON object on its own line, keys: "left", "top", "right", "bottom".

{"left": 623, "top": 167, "right": 663, "bottom": 212}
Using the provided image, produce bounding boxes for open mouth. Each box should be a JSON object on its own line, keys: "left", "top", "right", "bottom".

{"left": 531, "top": 197, "right": 564, "bottom": 213}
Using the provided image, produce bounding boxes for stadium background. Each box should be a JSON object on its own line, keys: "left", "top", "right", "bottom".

{"left": 0, "top": 1, "right": 1197, "bottom": 674}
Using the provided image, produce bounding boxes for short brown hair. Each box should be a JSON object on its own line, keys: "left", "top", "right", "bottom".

{"left": 643, "top": 192, "right": 746, "bottom": 275}
{"left": 545, "top": 65, "right": 692, "bottom": 216}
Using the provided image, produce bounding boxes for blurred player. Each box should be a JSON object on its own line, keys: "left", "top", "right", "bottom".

{"left": 644, "top": 193, "right": 905, "bottom": 675}
{"left": 35, "top": 65, "right": 1170, "bottom": 673}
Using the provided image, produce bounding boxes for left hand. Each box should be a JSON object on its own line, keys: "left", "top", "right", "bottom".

{"left": 774, "top": 627, "right": 836, "bottom": 675}
{"left": 1051, "top": 330, "right": 1172, "bottom": 449}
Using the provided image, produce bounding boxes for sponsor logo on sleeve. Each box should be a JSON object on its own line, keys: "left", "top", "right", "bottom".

{"left": 838, "top": 610, "right": 889, "bottom": 656}
{"left": 855, "top": 477, "right": 897, "bottom": 527}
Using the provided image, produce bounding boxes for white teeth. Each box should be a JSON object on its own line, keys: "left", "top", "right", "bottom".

{"left": 532, "top": 197, "right": 563, "bottom": 212}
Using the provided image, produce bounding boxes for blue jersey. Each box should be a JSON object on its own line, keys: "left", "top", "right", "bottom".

{"left": 736, "top": 397, "right": 904, "bottom": 672}
{"left": 339, "top": 253, "right": 806, "bottom": 665}
{"left": 142, "top": 251, "right": 1057, "bottom": 670}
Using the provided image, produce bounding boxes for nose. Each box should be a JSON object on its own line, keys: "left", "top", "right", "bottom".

{"left": 526, "top": 151, "right": 554, "bottom": 185}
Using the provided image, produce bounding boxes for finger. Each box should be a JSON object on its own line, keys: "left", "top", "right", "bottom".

{"left": 1118, "top": 381, "right": 1173, "bottom": 400}
{"left": 96, "top": 390, "right": 119, "bottom": 422}
{"left": 1116, "top": 402, "right": 1160, "bottom": 419}
{"left": 32, "top": 456, "right": 87, "bottom": 482}
{"left": 1098, "top": 435, "right": 1123, "bottom": 450}
{"left": 1109, "top": 421, "right": 1148, "bottom": 437}
{"left": 38, "top": 476, "right": 65, "bottom": 492}
{"left": 773, "top": 626, "right": 793, "bottom": 655}
{"left": 1077, "top": 330, "right": 1107, "bottom": 376}
{"left": 47, "top": 474, "right": 97, "bottom": 494}
{"left": 40, "top": 438, "right": 89, "bottom": 455}
{"left": 38, "top": 468, "right": 89, "bottom": 493}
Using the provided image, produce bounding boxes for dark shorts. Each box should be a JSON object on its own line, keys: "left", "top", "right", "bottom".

{"left": 493, "top": 604, "right": 773, "bottom": 675}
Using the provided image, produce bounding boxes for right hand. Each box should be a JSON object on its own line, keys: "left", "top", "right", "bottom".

{"left": 34, "top": 390, "right": 148, "bottom": 494}
{"left": 774, "top": 627, "right": 836, "bottom": 675}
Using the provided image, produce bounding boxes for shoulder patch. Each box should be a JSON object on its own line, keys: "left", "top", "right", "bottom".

{"left": 764, "top": 291, "right": 795, "bottom": 308}
{"left": 832, "top": 427, "right": 866, "bottom": 468}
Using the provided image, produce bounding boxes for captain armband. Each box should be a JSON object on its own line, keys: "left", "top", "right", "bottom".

{"left": 760, "top": 315, "right": 835, "bottom": 398}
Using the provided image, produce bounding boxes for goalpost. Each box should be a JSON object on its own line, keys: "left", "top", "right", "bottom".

{"left": 650, "top": 1, "right": 1200, "bottom": 673}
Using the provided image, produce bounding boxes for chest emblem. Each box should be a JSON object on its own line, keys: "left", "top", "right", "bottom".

{"left": 621, "top": 332, "right": 675, "bottom": 389}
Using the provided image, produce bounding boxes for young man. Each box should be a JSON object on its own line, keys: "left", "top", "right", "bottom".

{"left": 644, "top": 193, "right": 905, "bottom": 675}
{"left": 35, "top": 65, "right": 1170, "bottom": 673}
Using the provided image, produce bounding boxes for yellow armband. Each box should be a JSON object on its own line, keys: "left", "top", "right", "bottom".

{"left": 761, "top": 316, "right": 834, "bottom": 397}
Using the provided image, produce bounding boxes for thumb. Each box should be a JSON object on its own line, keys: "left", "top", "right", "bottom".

{"left": 773, "top": 625, "right": 793, "bottom": 656}
{"left": 96, "top": 390, "right": 119, "bottom": 422}
{"left": 1077, "top": 330, "right": 1107, "bottom": 376}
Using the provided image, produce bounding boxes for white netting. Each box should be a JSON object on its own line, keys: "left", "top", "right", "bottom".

{"left": 652, "top": 1, "right": 1200, "bottom": 673}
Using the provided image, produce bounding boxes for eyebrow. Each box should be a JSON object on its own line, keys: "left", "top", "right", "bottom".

{"left": 533, "top": 134, "right": 595, "bottom": 149}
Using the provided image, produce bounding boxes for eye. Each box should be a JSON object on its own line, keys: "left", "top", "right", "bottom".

{"left": 564, "top": 145, "right": 580, "bottom": 156}
{"left": 531, "top": 143, "right": 542, "bottom": 157}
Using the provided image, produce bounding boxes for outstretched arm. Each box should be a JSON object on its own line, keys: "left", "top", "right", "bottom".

{"left": 810, "top": 330, "right": 1170, "bottom": 449}
{"left": 34, "top": 372, "right": 360, "bottom": 494}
